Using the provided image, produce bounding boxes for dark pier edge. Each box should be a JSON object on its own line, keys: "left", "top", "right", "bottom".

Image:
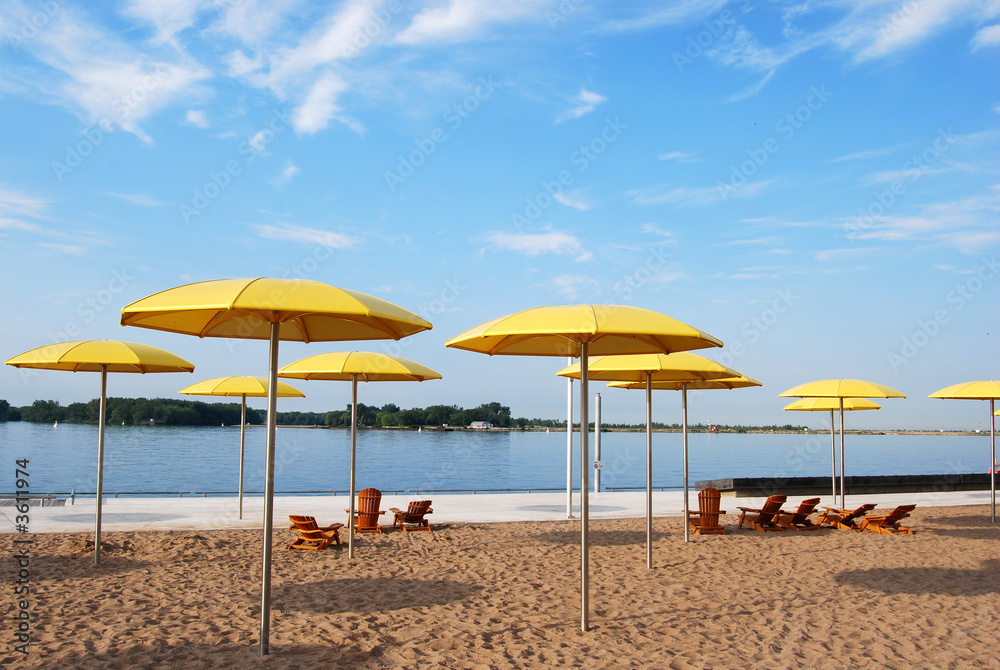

{"left": 696, "top": 473, "right": 995, "bottom": 497}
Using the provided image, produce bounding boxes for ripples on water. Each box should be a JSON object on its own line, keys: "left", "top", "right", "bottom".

{"left": 0, "top": 421, "right": 989, "bottom": 494}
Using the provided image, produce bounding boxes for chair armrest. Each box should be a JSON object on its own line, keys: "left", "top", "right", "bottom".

{"left": 389, "top": 508, "right": 401, "bottom": 514}
{"left": 736, "top": 506, "right": 762, "bottom": 513}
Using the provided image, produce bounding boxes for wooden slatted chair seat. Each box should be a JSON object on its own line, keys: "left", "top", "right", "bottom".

{"left": 858, "top": 504, "right": 916, "bottom": 535}
{"left": 737, "top": 495, "right": 787, "bottom": 532}
{"left": 288, "top": 515, "right": 343, "bottom": 550}
{"left": 816, "top": 503, "right": 877, "bottom": 530}
{"left": 687, "top": 487, "right": 726, "bottom": 535}
{"left": 776, "top": 497, "right": 822, "bottom": 531}
{"left": 389, "top": 500, "right": 433, "bottom": 532}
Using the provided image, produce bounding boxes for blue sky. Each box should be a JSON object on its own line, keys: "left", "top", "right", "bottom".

{"left": 1, "top": 0, "right": 998, "bottom": 430}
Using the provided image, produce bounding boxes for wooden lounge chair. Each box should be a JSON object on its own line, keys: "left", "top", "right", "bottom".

{"left": 687, "top": 487, "right": 726, "bottom": 535}
{"left": 288, "top": 515, "right": 344, "bottom": 550}
{"left": 389, "top": 500, "right": 433, "bottom": 532}
{"left": 737, "top": 494, "right": 787, "bottom": 532}
{"left": 346, "top": 487, "right": 385, "bottom": 534}
{"left": 858, "top": 504, "right": 916, "bottom": 535}
{"left": 816, "top": 503, "right": 877, "bottom": 530}
{"left": 776, "top": 497, "right": 822, "bottom": 531}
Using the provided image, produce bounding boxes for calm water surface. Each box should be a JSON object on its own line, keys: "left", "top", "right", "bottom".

{"left": 0, "top": 421, "right": 990, "bottom": 495}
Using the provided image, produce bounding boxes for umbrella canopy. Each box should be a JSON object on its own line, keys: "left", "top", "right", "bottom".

{"left": 557, "top": 353, "right": 742, "bottom": 560}
{"left": 278, "top": 352, "right": 442, "bottom": 558}
{"left": 178, "top": 376, "right": 305, "bottom": 520}
{"left": 122, "top": 278, "right": 431, "bottom": 656}
{"left": 604, "top": 373, "right": 761, "bottom": 547}
{"left": 6, "top": 341, "right": 194, "bottom": 563}
{"left": 929, "top": 380, "right": 1000, "bottom": 522}
{"left": 447, "top": 304, "right": 722, "bottom": 632}
{"left": 779, "top": 379, "right": 905, "bottom": 508}
{"left": 783, "top": 398, "right": 882, "bottom": 500}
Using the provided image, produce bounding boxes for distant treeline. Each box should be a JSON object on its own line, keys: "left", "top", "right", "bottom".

{"left": 0, "top": 398, "right": 807, "bottom": 432}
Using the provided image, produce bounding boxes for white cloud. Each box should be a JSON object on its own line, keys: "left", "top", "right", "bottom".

{"left": 558, "top": 89, "right": 606, "bottom": 122}
{"left": 395, "top": 0, "right": 544, "bottom": 45}
{"left": 274, "top": 163, "right": 300, "bottom": 185}
{"left": 972, "top": 23, "right": 1000, "bottom": 48}
{"left": 292, "top": 72, "right": 364, "bottom": 134}
{"left": 629, "top": 180, "right": 776, "bottom": 206}
{"left": 488, "top": 230, "right": 590, "bottom": 261}
{"left": 104, "top": 192, "right": 168, "bottom": 207}
{"left": 186, "top": 110, "right": 208, "bottom": 127}
{"left": 813, "top": 247, "right": 879, "bottom": 262}
{"left": 657, "top": 151, "right": 697, "bottom": 162}
{"left": 550, "top": 274, "right": 600, "bottom": 300}
{"left": 121, "top": 0, "right": 209, "bottom": 45}
{"left": 253, "top": 223, "right": 360, "bottom": 248}
{"left": 827, "top": 142, "right": 913, "bottom": 163}
{"left": 725, "top": 68, "right": 776, "bottom": 102}
{"left": 600, "top": 1, "right": 728, "bottom": 32}
{"left": 37, "top": 242, "right": 87, "bottom": 255}
{"left": 554, "top": 191, "right": 589, "bottom": 211}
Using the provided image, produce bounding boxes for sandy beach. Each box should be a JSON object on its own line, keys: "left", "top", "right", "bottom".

{"left": 3, "top": 503, "right": 999, "bottom": 669}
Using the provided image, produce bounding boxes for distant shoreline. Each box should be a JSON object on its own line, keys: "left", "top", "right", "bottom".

{"left": 259, "top": 425, "right": 984, "bottom": 436}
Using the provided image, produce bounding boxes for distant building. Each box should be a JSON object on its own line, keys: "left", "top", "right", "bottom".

{"left": 469, "top": 421, "right": 493, "bottom": 429}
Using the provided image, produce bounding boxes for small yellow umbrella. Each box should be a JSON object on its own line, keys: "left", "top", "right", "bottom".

{"left": 122, "top": 278, "right": 431, "bottom": 656}
{"left": 278, "top": 351, "right": 442, "bottom": 558}
{"left": 5, "top": 340, "right": 194, "bottom": 563}
{"left": 557, "top": 353, "right": 741, "bottom": 557}
{"left": 783, "top": 398, "right": 881, "bottom": 500}
{"left": 603, "top": 373, "right": 761, "bottom": 545}
{"left": 779, "top": 379, "right": 905, "bottom": 508}
{"left": 929, "top": 381, "right": 1000, "bottom": 522}
{"left": 178, "top": 376, "right": 306, "bottom": 520}
{"left": 446, "top": 304, "right": 722, "bottom": 632}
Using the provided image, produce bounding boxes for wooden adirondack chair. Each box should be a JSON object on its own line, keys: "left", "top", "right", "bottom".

{"left": 776, "top": 497, "right": 822, "bottom": 531}
{"left": 736, "top": 494, "right": 787, "bottom": 532}
{"left": 687, "top": 487, "right": 726, "bottom": 535}
{"left": 288, "top": 515, "right": 343, "bottom": 550}
{"left": 858, "top": 504, "right": 916, "bottom": 535}
{"left": 389, "top": 500, "right": 433, "bottom": 532}
{"left": 816, "top": 503, "right": 877, "bottom": 530}
{"left": 346, "top": 487, "right": 385, "bottom": 534}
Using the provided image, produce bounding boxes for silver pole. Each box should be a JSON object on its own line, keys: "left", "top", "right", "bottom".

{"left": 349, "top": 375, "right": 358, "bottom": 558}
{"left": 839, "top": 397, "right": 845, "bottom": 510}
{"left": 991, "top": 398, "right": 996, "bottom": 523}
{"left": 94, "top": 365, "right": 107, "bottom": 565}
{"left": 579, "top": 343, "right": 589, "bottom": 632}
{"left": 260, "top": 323, "right": 279, "bottom": 656}
{"left": 238, "top": 395, "right": 246, "bottom": 520}
{"left": 830, "top": 409, "right": 836, "bottom": 501}
{"left": 645, "top": 372, "right": 652, "bottom": 567}
{"left": 595, "top": 393, "right": 602, "bottom": 493}
{"left": 682, "top": 383, "right": 690, "bottom": 544}
{"left": 566, "top": 358, "right": 573, "bottom": 519}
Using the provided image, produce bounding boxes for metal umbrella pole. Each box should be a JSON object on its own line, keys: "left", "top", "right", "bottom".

{"left": 259, "top": 323, "right": 279, "bottom": 656}
{"left": 829, "top": 409, "right": 836, "bottom": 501}
{"left": 566, "top": 358, "right": 573, "bottom": 519}
{"left": 645, "top": 372, "right": 653, "bottom": 567}
{"left": 839, "top": 397, "right": 846, "bottom": 509}
{"left": 991, "top": 398, "right": 996, "bottom": 523}
{"left": 238, "top": 394, "right": 247, "bottom": 520}
{"left": 349, "top": 374, "right": 359, "bottom": 558}
{"left": 94, "top": 365, "right": 108, "bottom": 565}
{"left": 579, "top": 343, "right": 590, "bottom": 632}
{"left": 595, "top": 393, "right": 602, "bottom": 493}
{"left": 682, "top": 383, "right": 690, "bottom": 543}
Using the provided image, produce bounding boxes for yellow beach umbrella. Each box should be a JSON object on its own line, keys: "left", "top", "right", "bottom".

{"left": 446, "top": 304, "right": 722, "bottom": 632}
{"left": 779, "top": 379, "right": 905, "bottom": 508}
{"left": 783, "top": 398, "right": 881, "bottom": 500}
{"left": 5, "top": 340, "right": 194, "bottom": 563}
{"left": 929, "top": 380, "right": 1000, "bottom": 522}
{"left": 278, "top": 351, "right": 442, "bottom": 558}
{"left": 122, "top": 278, "right": 431, "bottom": 656}
{"left": 178, "top": 376, "right": 305, "bottom": 520}
{"left": 557, "top": 353, "right": 741, "bottom": 556}
{"left": 602, "top": 372, "right": 761, "bottom": 546}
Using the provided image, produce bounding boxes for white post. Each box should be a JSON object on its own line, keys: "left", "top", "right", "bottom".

{"left": 645, "top": 372, "right": 653, "bottom": 566}
{"left": 94, "top": 365, "right": 107, "bottom": 565}
{"left": 349, "top": 375, "right": 359, "bottom": 558}
{"left": 260, "top": 322, "right": 280, "bottom": 656}
{"left": 829, "top": 409, "right": 836, "bottom": 501}
{"left": 991, "top": 398, "right": 996, "bottom": 523}
{"left": 682, "top": 383, "right": 690, "bottom": 544}
{"left": 566, "top": 358, "right": 574, "bottom": 519}
{"left": 239, "top": 394, "right": 247, "bottom": 520}
{"left": 839, "top": 398, "right": 846, "bottom": 510}
{"left": 594, "top": 393, "right": 602, "bottom": 493}
{"left": 579, "top": 343, "right": 589, "bottom": 632}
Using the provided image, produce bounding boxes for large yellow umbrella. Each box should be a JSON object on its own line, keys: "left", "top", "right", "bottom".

{"left": 557, "top": 353, "right": 741, "bottom": 559}
{"left": 5, "top": 340, "right": 194, "bottom": 563}
{"left": 780, "top": 379, "right": 905, "bottom": 508}
{"left": 446, "top": 304, "right": 722, "bottom": 631}
{"left": 121, "top": 278, "right": 431, "bottom": 656}
{"left": 929, "top": 380, "right": 1000, "bottom": 522}
{"left": 603, "top": 372, "right": 761, "bottom": 546}
{"left": 783, "top": 398, "right": 881, "bottom": 500}
{"left": 278, "top": 351, "right": 442, "bottom": 558}
{"left": 178, "top": 376, "right": 306, "bottom": 520}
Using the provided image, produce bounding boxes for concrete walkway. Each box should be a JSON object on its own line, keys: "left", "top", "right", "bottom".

{"left": 4, "top": 489, "right": 993, "bottom": 534}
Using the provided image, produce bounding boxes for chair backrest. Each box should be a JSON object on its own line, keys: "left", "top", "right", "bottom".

{"left": 356, "top": 488, "right": 382, "bottom": 528}
{"left": 843, "top": 503, "right": 877, "bottom": 523}
{"left": 290, "top": 515, "right": 319, "bottom": 531}
{"left": 758, "top": 495, "right": 786, "bottom": 522}
{"left": 406, "top": 500, "right": 432, "bottom": 517}
{"left": 791, "top": 497, "right": 820, "bottom": 521}
{"left": 882, "top": 504, "right": 916, "bottom": 524}
{"left": 696, "top": 488, "right": 722, "bottom": 528}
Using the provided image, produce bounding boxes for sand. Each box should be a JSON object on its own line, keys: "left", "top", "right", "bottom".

{"left": 2, "top": 505, "right": 999, "bottom": 669}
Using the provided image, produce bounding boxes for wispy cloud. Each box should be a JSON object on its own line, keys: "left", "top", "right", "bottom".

{"left": 725, "top": 68, "right": 776, "bottom": 102}
{"left": 657, "top": 151, "right": 698, "bottom": 162}
{"left": 121, "top": 0, "right": 208, "bottom": 45}
{"left": 629, "top": 180, "right": 776, "bottom": 207}
{"left": 292, "top": 72, "right": 362, "bottom": 134}
{"left": 558, "top": 88, "right": 606, "bottom": 122}
{"left": 395, "top": 0, "right": 545, "bottom": 45}
{"left": 104, "top": 192, "right": 169, "bottom": 207}
{"left": 554, "top": 191, "right": 590, "bottom": 211}
{"left": 186, "top": 110, "right": 209, "bottom": 128}
{"left": 488, "top": 230, "right": 591, "bottom": 261}
{"left": 827, "top": 142, "right": 913, "bottom": 163}
{"left": 253, "top": 222, "right": 360, "bottom": 248}
{"left": 549, "top": 274, "right": 600, "bottom": 300}
{"left": 273, "top": 163, "right": 300, "bottom": 186}
{"left": 972, "top": 23, "right": 1000, "bottom": 49}
{"left": 600, "top": 1, "right": 728, "bottom": 32}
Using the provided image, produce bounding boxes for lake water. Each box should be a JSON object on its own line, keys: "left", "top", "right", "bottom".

{"left": 0, "top": 421, "right": 991, "bottom": 496}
